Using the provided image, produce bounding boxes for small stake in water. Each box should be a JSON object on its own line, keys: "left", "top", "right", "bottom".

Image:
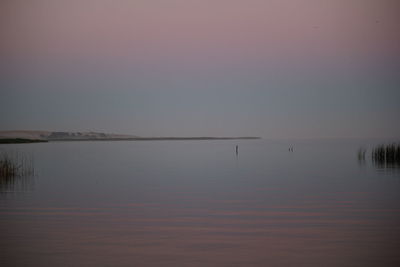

{"left": 236, "top": 145, "right": 238, "bottom": 155}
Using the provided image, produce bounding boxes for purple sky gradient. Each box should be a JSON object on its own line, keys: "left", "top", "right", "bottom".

{"left": 1, "top": 0, "right": 399, "bottom": 138}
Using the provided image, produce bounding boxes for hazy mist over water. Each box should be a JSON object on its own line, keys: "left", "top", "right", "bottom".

{"left": 1, "top": 139, "right": 400, "bottom": 266}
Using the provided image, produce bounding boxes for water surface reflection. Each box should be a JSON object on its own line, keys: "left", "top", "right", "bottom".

{"left": 0, "top": 175, "right": 35, "bottom": 193}
{"left": 1, "top": 140, "right": 400, "bottom": 266}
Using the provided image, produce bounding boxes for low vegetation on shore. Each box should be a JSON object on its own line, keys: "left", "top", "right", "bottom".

{"left": 0, "top": 138, "right": 48, "bottom": 144}
{"left": 372, "top": 143, "right": 400, "bottom": 165}
{"left": 358, "top": 143, "right": 400, "bottom": 168}
{"left": 0, "top": 152, "right": 34, "bottom": 179}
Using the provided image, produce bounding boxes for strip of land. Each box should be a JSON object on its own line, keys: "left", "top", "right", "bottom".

{"left": 0, "top": 138, "right": 48, "bottom": 144}
{"left": 0, "top": 131, "right": 260, "bottom": 143}
{"left": 49, "top": 137, "right": 260, "bottom": 141}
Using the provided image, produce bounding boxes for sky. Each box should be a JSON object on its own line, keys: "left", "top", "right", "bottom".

{"left": 1, "top": 0, "right": 399, "bottom": 138}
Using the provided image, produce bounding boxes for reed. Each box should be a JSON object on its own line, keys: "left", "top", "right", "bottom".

{"left": 0, "top": 151, "right": 34, "bottom": 179}
{"left": 357, "top": 147, "right": 366, "bottom": 160}
{"left": 371, "top": 143, "right": 400, "bottom": 167}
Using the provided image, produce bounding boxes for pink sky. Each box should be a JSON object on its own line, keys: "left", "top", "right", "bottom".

{"left": 1, "top": 0, "right": 399, "bottom": 137}
{"left": 2, "top": 0, "right": 399, "bottom": 70}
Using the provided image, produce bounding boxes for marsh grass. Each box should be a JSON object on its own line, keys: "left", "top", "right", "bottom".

{"left": 1, "top": 153, "right": 33, "bottom": 177}
{"left": 371, "top": 143, "right": 400, "bottom": 169}
{"left": 357, "top": 147, "right": 367, "bottom": 160}
{"left": 0, "top": 151, "right": 34, "bottom": 183}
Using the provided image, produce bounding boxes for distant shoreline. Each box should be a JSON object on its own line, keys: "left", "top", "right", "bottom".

{"left": 0, "top": 137, "right": 260, "bottom": 144}
{"left": 0, "top": 138, "right": 49, "bottom": 144}
{"left": 50, "top": 137, "right": 261, "bottom": 141}
{"left": 0, "top": 131, "right": 260, "bottom": 143}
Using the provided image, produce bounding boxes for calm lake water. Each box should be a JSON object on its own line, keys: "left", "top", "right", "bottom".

{"left": 1, "top": 139, "right": 400, "bottom": 266}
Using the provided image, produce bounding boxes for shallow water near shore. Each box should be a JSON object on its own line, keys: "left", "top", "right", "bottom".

{"left": 1, "top": 139, "right": 400, "bottom": 266}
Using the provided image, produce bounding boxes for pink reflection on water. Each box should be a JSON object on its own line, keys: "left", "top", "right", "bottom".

{"left": 2, "top": 195, "right": 400, "bottom": 266}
